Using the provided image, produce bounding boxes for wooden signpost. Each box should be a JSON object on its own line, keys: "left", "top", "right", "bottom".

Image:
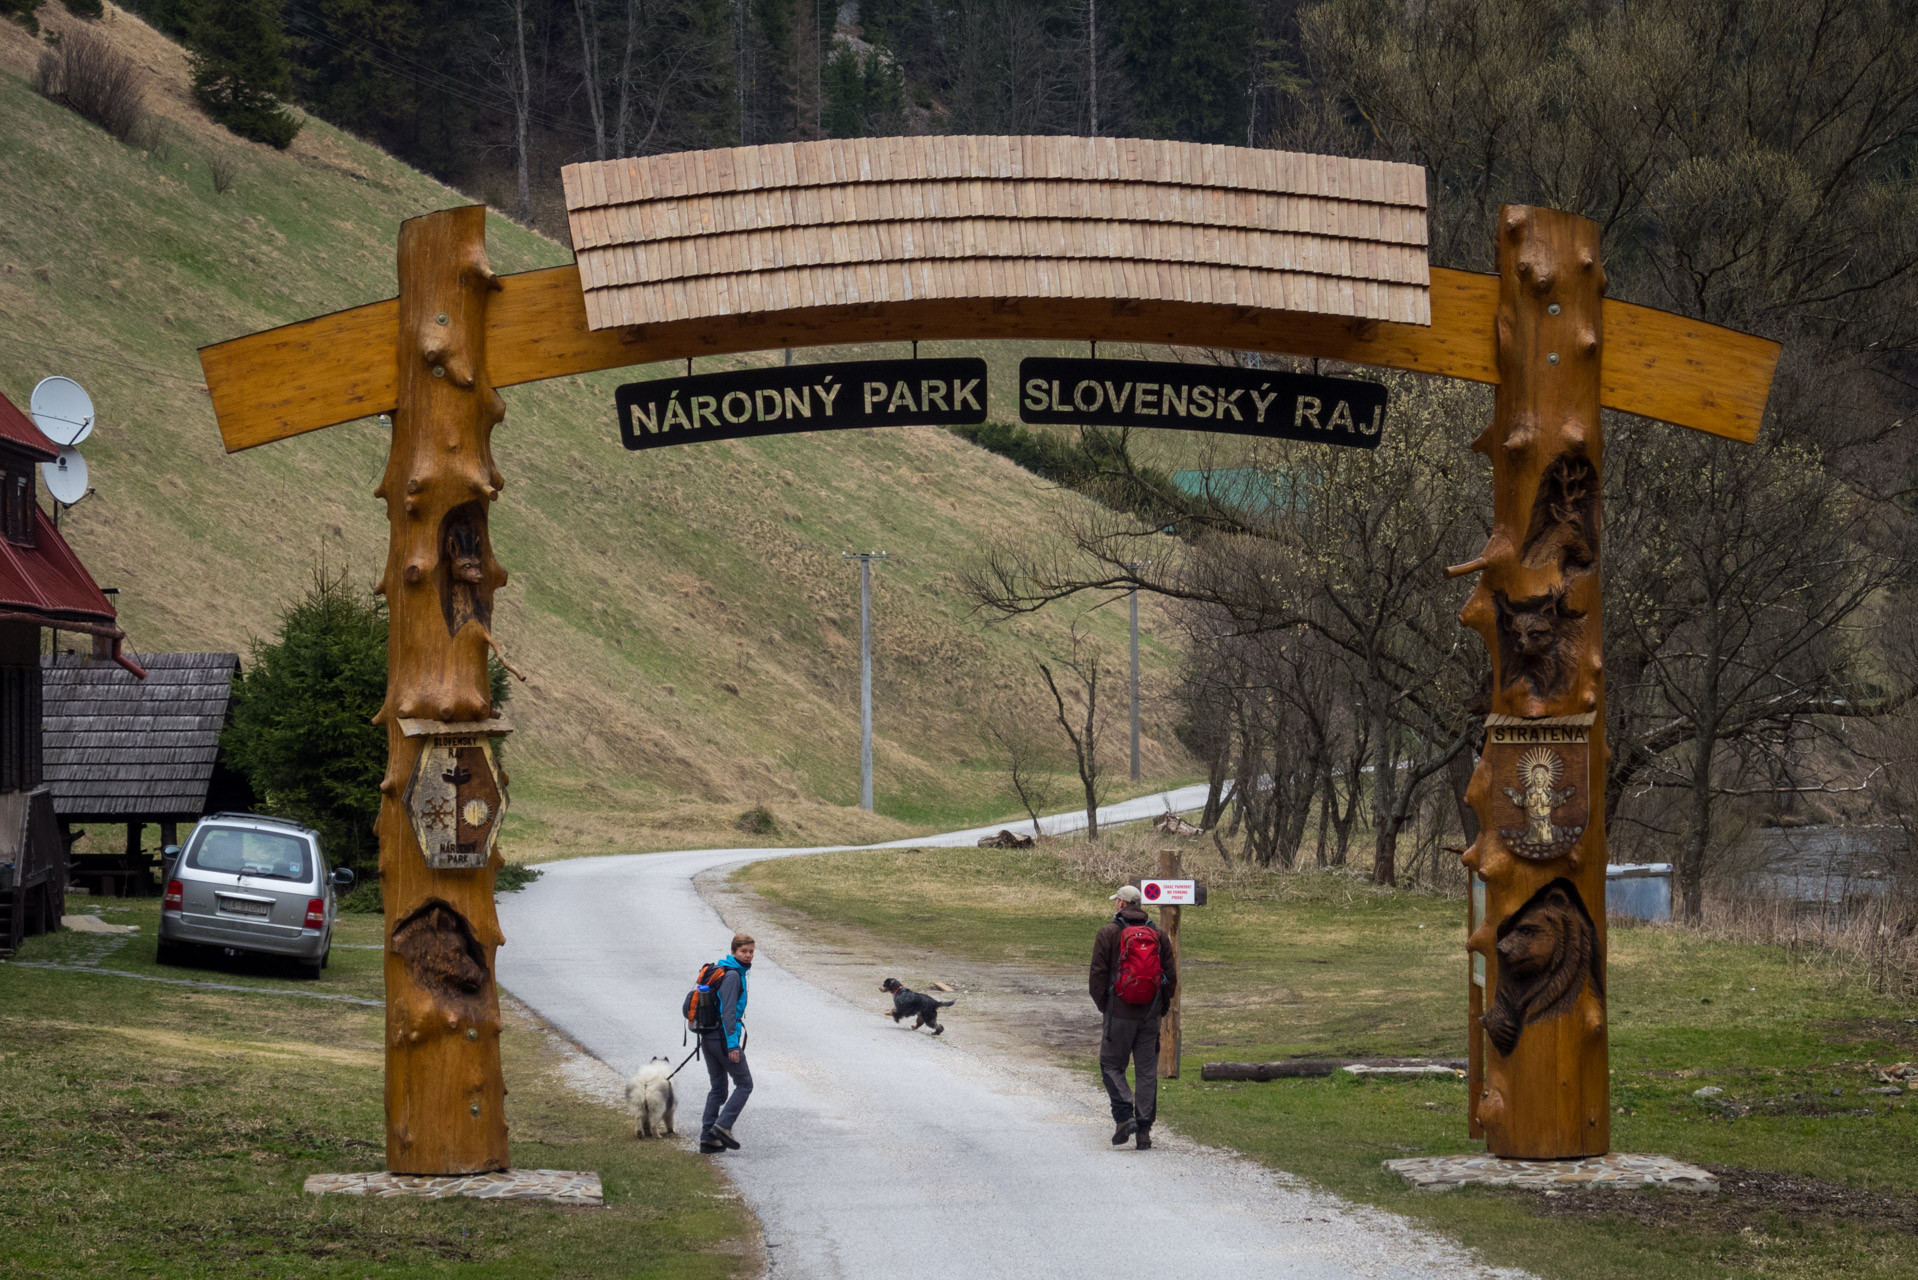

{"left": 197, "top": 137, "right": 1778, "bottom": 1173}
{"left": 1127, "top": 859, "right": 1208, "bottom": 1080}
{"left": 1152, "top": 849, "right": 1192, "bottom": 1080}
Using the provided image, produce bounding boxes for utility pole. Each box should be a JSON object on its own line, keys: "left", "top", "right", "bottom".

{"left": 843, "top": 551, "right": 886, "bottom": 810}
{"left": 1087, "top": 0, "right": 1099, "bottom": 138}
{"left": 1124, "top": 561, "right": 1149, "bottom": 782}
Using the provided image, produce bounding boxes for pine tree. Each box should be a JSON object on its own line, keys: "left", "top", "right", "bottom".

{"left": 1113, "top": 0, "right": 1251, "bottom": 144}
{"left": 223, "top": 572, "right": 509, "bottom": 874}
{"left": 822, "top": 40, "right": 902, "bottom": 137}
{"left": 291, "top": 0, "right": 420, "bottom": 147}
{"left": 222, "top": 573, "right": 389, "bottom": 873}
{"left": 190, "top": 0, "right": 304, "bottom": 148}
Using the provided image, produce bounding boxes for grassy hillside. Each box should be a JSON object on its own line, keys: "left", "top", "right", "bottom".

{"left": 0, "top": 5, "right": 1192, "bottom": 858}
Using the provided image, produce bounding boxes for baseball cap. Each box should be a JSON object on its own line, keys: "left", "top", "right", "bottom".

{"left": 1110, "top": 885, "right": 1143, "bottom": 904}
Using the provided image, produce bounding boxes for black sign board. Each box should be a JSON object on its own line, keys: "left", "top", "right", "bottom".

{"left": 1018, "top": 357, "right": 1386, "bottom": 448}
{"left": 616, "top": 358, "right": 988, "bottom": 450}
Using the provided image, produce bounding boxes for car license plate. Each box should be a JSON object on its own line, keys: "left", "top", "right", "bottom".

{"left": 218, "top": 896, "right": 271, "bottom": 918}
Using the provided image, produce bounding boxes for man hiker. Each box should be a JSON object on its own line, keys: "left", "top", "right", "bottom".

{"left": 1088, "top": 884, "right": 1177, "bottom": 1150}
{"left": 699, "top": 932, "right": 755, "bottom": 1154}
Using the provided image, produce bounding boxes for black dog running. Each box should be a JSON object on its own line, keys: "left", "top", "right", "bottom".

{"left": 881, "top": 977, "right": 955, "bottom": 1034}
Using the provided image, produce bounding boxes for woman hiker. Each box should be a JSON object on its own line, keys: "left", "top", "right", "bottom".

{"left": 699, "top": 932, "right": 755, "bottom": 1154}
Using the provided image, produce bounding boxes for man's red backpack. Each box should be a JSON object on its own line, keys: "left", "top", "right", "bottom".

{"left": 683, "top": 961, "right": 725, "bottom": 1033}
{"left": 1113, "top": 923, "right": 1163, "bottom": 1005}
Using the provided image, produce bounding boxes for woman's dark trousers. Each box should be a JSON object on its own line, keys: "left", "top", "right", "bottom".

{"left": 701, "top": 1033, "right": 753, "bottom": 1132}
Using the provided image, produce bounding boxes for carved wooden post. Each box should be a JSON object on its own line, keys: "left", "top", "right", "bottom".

{"left": 376, "top": 206, "right": 511, "bottom": 1174}
{"left": 1457, "top": 206, "right": 1610, "bottom": 1159}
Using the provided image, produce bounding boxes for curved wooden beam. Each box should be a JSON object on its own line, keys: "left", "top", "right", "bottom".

{"left": 199, "top": 262, "right": 1776, "bottom": 453}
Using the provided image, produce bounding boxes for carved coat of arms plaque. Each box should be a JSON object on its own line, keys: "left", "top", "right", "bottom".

{"left": 1486, "top": 713, "right": 1592, "bottom": 861}
{"left": 401, "top": 724, "right": 509, "bottom": 869}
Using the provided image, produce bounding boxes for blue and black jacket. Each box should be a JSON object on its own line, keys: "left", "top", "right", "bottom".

{"left": 713, "top": 952, "right": 750, "bottom": 1050}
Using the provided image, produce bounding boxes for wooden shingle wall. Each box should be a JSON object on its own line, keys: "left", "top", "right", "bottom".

{"left": 563, "top": 137, "right": 1430, "bottom": 332}
{"left": 40, "top": 652, "right": 238, "bottom": 822}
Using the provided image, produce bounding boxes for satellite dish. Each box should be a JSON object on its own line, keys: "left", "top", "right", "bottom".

{"left": 42, "top": 447, "right": 88, "bottom": 505}
{"left": 29, "top": 376, "right": 95, "bottom": 447}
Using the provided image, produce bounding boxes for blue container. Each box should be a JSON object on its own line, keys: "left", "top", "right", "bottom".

{"left": 1606, "top": 863, "right": 1672, "bottom": 922}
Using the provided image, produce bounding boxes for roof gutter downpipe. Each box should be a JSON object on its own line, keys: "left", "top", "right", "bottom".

{"left": 111, "top": 635, "right": 148, "bottom": 679}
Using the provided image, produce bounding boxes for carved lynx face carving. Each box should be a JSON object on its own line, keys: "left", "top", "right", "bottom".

{"left": 1494, "top": 589, "right": 1584, "bottom": 701}
{"left": 1482, "top": 880, "right": 1603, "bottom": 1056}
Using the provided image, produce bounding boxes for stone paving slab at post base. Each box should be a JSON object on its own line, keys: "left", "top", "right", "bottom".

{"left": 1385, "top": 1153, "right": 1718, "bottom": 1192}
{"left": 303, "top": 1169, "right": 604, "bottom": 1205}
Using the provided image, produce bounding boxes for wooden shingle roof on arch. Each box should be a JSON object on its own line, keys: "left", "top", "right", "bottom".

{"left": 40, "top": 652, "right": 239, "bottom": 822}
{"left": 562, "top": 136, "right": 1431, "bottom": 332}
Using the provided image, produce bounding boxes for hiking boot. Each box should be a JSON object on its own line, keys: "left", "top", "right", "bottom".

{"left": 698, "top": 1132, "right": 725, "bottom": 1154}
{"left": 712, "top": 1125, "right": 742, "bottom": 1150}
{"left": 1111, "top": 1118, "right": 1138, "bottom": 1146}
{"left": 1135, "top": 1126, "right": 1152, "bottom": 1150}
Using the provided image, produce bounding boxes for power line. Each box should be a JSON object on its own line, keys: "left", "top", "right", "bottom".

{"left": 280, "top": 8, "right": 602, "bottom": 143}
{"left": 0, "top": 332, "right": 208, "bottom": 387}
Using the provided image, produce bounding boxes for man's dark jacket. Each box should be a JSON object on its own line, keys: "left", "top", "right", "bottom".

{"left": 1088, "top": 904, "right": 1178, "bottom": 1019}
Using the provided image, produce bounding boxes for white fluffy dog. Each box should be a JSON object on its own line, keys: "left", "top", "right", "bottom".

{"left": 625, "top": 1056, "right": 677, "bottom": 1138}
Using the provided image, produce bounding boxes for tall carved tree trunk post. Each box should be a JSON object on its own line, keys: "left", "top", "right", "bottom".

{"left": 1457, "top": 206, "right": 1610, "bottom": 1159}
{"left": 376, "top": 206, "right": 512, "bottom": 1174}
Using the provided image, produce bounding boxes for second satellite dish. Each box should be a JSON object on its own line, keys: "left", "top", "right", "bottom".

{"left": 30, "top": 376, "right": 94, "bottom": 447}
{"left": 42, "top": 447, "right": 88, "bottom": 505}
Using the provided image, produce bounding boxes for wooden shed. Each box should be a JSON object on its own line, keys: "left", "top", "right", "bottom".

{"left": 40, "top": 652, "right": 252, "bottom": 895}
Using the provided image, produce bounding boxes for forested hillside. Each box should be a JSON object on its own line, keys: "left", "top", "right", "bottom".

{"left": 0, "top": 4, "right": 1191, "bottom": 858}
{"left": 92, "top": 0, "right": 1280, "bottom": 237}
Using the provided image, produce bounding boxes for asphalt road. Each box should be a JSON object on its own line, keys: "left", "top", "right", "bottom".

{"left": 496, "top": 789, "right": 1524, "bottom": 1280}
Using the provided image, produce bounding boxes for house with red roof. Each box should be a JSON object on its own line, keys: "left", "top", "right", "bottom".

{"left": 0, "top": 388, "right": 132, "bottom": 955}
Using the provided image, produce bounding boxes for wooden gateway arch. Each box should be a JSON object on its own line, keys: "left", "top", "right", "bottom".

{"left": 199, "top": 136, "right": 1777, "bottom": 1175}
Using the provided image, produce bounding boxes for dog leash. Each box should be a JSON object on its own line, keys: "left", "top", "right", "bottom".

{"left": 664, "top": 1045, "right": 701, "bottom": 1081}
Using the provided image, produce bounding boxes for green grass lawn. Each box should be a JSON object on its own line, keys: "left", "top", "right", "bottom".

{"left": 740, "top": 842, "right": 1918, "bottom": 1280}
{"left": 0, "top": 898, "right": 754, "bottom": 1279}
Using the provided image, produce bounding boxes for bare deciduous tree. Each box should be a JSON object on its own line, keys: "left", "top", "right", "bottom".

{"left": 1037, "top": 629, "right": 1106, "bottom": 840}
{"left": 986, "top": 693, "right": 1060, "bottom": 839}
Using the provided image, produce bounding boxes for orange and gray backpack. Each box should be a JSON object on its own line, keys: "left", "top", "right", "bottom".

{"left": 684, "top": 961, "right": 726, "bottom": 1035}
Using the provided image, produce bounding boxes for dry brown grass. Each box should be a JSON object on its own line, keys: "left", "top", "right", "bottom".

{"left": 1018, "top": 822, "right": 1437, "bottom": 907}
{"left": 1698, "top": 887, "right": 1918, "bottom": 999}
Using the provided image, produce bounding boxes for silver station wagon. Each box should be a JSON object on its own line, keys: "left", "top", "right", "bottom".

{"left": 157, "top": 813, "right": 355, "bottom": 977}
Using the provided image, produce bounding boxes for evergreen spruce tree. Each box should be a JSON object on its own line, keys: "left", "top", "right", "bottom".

{"left": 222, "top": 572, "right": 509, "bottom": 875}
{"left": 822, "top": 40, "right": 902, "bottom": 137}
{"left": 1114, "top": 0, "right": 1252, "bottom": 144}
{"left": 222, "top": 573, "right": 388, "bottom": 873}
{"left": 292, "top": 0, "right": 420, "bottom": 147}
{"left": 190, "top": 0, "right": 304, "bottom": 148}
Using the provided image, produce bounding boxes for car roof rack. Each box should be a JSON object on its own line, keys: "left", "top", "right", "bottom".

{"left": 197, "top": 811, "right": 315, "bottom": 831}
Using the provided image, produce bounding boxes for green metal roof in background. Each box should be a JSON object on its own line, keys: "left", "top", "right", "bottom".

{"left": 1169, "top": 467, "right": 1313, "bottom": 515}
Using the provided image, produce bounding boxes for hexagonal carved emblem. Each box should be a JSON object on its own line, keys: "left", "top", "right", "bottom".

{"left": 403, "top": 731, "right": 508, "bottom": 869}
